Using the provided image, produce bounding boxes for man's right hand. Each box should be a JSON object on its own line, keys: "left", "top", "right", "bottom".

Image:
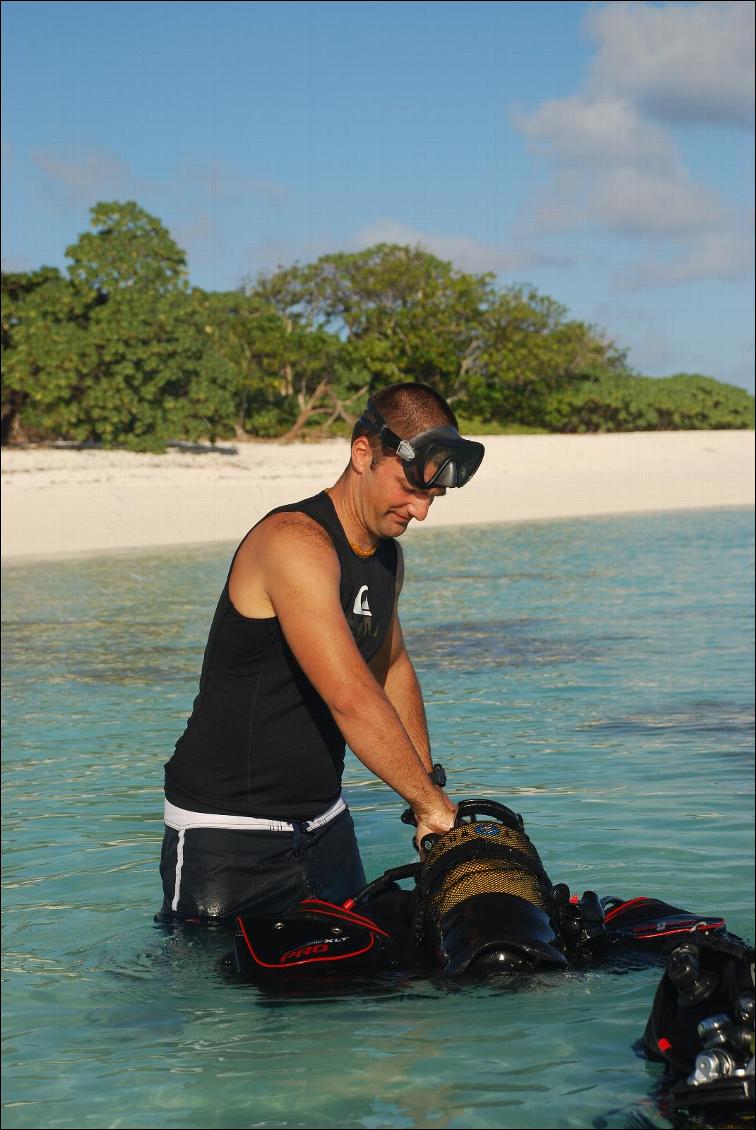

{"left": 412, "top": 788, "right": 457, "bottom": 855}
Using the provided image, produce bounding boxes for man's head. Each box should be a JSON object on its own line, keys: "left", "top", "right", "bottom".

{"left": 348, "top": 383, "right": 484, "bottom": 537}
{"left": 353, "top": 383, "right": 484, "bottom": 489}
{"left": 352, "top": 383, "right": 458, "bottom": 458}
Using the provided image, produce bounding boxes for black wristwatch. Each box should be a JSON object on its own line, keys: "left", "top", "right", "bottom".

{"left": 429, "top": 763, "right": 447, "bottom": 787}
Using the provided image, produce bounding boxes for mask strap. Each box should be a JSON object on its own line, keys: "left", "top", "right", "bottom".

{"left": 359, "top": 400, "right": 408, "bottom": 456}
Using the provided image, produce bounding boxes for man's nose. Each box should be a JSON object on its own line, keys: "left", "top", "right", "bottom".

{"left": 407, "top": 495, "right": 433, "bottom": 521}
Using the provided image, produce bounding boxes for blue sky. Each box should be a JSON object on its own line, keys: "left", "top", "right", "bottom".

{"left": 2, "top": 1, "right": 754, "bottom": 390}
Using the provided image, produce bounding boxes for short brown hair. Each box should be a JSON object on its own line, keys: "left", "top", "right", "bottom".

{"left": 352, "top": 383, "right": 458, "bottom": 465}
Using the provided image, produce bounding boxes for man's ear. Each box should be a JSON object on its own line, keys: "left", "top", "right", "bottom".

{"left": 350, "top": 435, "right": 373, "bottom": 475}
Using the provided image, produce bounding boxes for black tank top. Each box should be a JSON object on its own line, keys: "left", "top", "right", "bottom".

{"left": 164, "top": 492, "right": 398, "bottom": 820}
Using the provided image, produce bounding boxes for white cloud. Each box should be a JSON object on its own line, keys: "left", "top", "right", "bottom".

{"left": 516, "top": 104, "right": 733, "bottom": 240}
{"left": 242, "top": 219, "right": 569, "bottom": 280}
{"left": 586, "top": 1, "right": 755, "bottom": 128}
{"left": 512, "top": 2, "right": 754, "bottom": 286}
{"left": 616, "top": 227, "right": 754, "bottom": 288}
{"left": 723, "top": 337, "right": 756, "bottom": 394}
{"left": 178, "top": 161, "right": 288, "bottom": 206}
{"left": 171, "top": 211, "right": 227, "bottom": 267}
{"left": 514, "top": 95, "right": 675, "bottom": 169}
{"left": 244, "top": 232, "right": 345, "bottom": 274}
{"left": 33, "top": 148, "right": 288, "bottom": 211}
{"left": 591, "top": 166, "right": 729, "bottom": 236}
{"left": 0, "top": 251, "right": 35, "bottom": 273}
{"left": 623, "top": 330, "right": 677, "bottom": 374}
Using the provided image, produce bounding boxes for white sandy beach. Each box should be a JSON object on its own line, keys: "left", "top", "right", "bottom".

{"left": 1, "top": 431, "right": 753, "bottom": 561}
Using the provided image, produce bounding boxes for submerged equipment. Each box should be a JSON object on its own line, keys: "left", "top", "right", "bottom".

{"left": 233, "top": 799, "right": 733, "bottom": 981}
{"left": 233, "top": 800, "right": 567, "bottom": 981}
{"left": 230, "top": 797, "right": 753, "bottom": 1127}
{"left": 357, "top": 400, "right": 485, "bottom": 490}
{"left": 641, "top": 931, "right": 755, "bottom": 1124}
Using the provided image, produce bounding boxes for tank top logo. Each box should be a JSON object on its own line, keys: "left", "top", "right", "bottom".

{"left": 352, "top": 585, "right": 372, "bottom": 617}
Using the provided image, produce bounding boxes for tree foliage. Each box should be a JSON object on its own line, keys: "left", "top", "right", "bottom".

{"left": 469, "top": 287, "right": 628, "bottom": 425}
{"left": 3, "top": 202, "right": 235, "bottom": 449}
{"left": 66, "top": 201, "right": 188, "bottom": 295}
{"left": 2, "top": 266, "right": 85, "bottom": 444}
{"left": 248, "top": 244, "right": 493, "bottom": 432}
{"left": 2, "top": 201, "right": 753, "bottom": 448}
{"left": 541, "top": 372, "right": 755, "bottom": 432}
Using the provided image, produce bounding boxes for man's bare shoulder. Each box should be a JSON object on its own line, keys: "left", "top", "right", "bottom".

{"left": 248, "top": 510, "right": 335, "bottom": 559}
{"left": 229, "top": 510, "right": 339, "bottom": 617}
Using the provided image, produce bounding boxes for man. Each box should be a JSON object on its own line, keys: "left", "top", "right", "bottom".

{"left": 159, "top": 382, "right": 484, "bottom": 920}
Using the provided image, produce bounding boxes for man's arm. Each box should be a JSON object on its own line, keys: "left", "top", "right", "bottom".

{"left": 234, "top": 513, "right": 455, "bottom": 842}
{"left": 382, "top": 616, "right": 433, "bottom": 772}
{"left": 374, "top": 542, "right": 432, "bottom": 772}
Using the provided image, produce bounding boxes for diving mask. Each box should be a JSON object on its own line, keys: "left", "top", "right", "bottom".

{"left": 358, "top": 401, "right": 485, "bottom": 490}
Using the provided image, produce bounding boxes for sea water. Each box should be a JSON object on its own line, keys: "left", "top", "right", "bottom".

{"left": 2, "top": 508, "right": 753, "bottom": 1130}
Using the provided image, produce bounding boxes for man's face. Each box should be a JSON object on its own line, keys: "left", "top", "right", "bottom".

{"left": 365, "top": 456, "right": 446, "bottom": 538}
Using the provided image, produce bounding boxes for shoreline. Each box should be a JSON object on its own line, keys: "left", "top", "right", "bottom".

{"left": 2, "top": 431, "right": 753, "bottom": 562}
{"left": 3, "top": 503, "right": 751, "bottom": 568}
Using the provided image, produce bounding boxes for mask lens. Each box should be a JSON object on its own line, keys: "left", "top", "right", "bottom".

{"left": 422, "top": 449, "right": 457, "bottom": 488}
{"left": 416, "top": 438, "right": 484, "bottom": 489}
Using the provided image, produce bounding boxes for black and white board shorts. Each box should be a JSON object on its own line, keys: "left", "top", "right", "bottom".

{"left": 159, "top": 796, "right": 366, "bottom": 921}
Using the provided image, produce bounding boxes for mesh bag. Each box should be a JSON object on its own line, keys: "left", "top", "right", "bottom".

{"left": 413, "top": 803, "right": 557, "bottom": 948}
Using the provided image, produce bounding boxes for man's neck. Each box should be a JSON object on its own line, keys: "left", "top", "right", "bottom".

{"left": 326, "top": 477, "right": 378, "bottom": 556}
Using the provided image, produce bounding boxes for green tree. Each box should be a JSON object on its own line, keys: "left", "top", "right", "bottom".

{"left": 470, "top": 287, "right": 629, "bottom": 425}
{"left": 541, "top": 372, "right": 755, "bottom": 432}
{"left": 4, "top": 211, "right": 750, "bottom": 445}
{"left": 200, "top": 290, "right": 351, "bottom": 439}
{"left": 247, "top": 244, "right": 492, "bottom": 432}
{"left": 1, "top": 267, "right": 86, "bottom": 443}
{"left": 66, "top": 200, "right": 187, "bottom": 295}
{"left": 3, "top": 202, "right": 237, "bottom": 449}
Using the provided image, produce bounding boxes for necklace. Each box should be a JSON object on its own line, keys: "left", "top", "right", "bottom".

{"left": 348, "top": 539, "right": 377, "bottom": 558}
{"left": 325, "top": 488, "right": 378, "bottom": 557}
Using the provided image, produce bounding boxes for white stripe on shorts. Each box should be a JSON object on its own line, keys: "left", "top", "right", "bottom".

{"left": 171, "top": 828, "right": 185, "bottom": 912}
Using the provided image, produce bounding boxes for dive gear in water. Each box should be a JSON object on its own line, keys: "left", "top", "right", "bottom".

{"left": 641, "top": 931, "right": 755, "bottom": 1123}
{"left": 226, "top": 794, "right": 755, "bottom": 1128}
{"left": 411, "top": 800, "right": 566, "bottom": 974}
{"left": 232, "top": 799, "right": 746, "bottom": 987}
{"left": 357, "top": 400, "right": 485, "bottom": 490}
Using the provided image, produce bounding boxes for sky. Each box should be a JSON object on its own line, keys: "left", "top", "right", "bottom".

{"left": 2, "top": 0, "right": 754, "bottom": 391}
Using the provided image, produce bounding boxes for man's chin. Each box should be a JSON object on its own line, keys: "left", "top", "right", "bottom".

{"left": 383, "top": 514, "right": 411, "bottom": 536}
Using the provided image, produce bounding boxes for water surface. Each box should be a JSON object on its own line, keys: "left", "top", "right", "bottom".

{"left": 2, "top": 508, "right": 753, "bottom": 1129}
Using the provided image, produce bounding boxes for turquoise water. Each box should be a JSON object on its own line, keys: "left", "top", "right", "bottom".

{"left": 2, "top": 508, "right": 753, "bottom": 1130}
